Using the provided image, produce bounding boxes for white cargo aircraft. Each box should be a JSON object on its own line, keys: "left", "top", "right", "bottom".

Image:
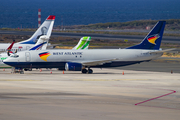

{"left": 0, "top": 35, "right": 91, "bottom": 67}
{"left": 4, "top": 21, "right": 172, "bottom": 74}
{"left": 0, "top": 15, "right": 55, "bottom": 53}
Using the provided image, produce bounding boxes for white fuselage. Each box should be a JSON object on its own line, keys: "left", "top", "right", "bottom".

{"left": 0, "top": 43, "right": 34, "bottom": 67}
{"left": 3, "top": 49, "right": 162, "bottom": 69}
{"left": 0, "top": 43, "right": 34, "bottom": 52}
{"left": 0, "top": 53, "right": 9, "bottom": 67}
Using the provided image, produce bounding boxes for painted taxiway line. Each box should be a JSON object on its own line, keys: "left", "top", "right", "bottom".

{"left": 135, "top": 90, "right": 176, "bottom": 105}
{"left": 113, "top": 85, "right": 177, "bottom": 109}
{"left": 74, "top": 79, "right": 149, "bottom": 81}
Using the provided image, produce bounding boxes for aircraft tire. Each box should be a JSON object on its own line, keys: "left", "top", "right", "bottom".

{"left": 88, "top": 69, "right": 93, "bottom": 74}
{"left": 82, "top": 69, "right": 87, "bottom": 74}
{"left": 28, "top": 68, "right": 32, "bottom": 71}
{"left": 20, "top": 71, "right": 24, "bottom": 74}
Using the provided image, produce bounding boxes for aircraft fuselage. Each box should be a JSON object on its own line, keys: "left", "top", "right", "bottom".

{"left": 4, "top": 49, "right": 162, "bottom": 69}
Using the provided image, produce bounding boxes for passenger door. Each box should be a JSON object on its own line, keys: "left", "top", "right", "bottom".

{"left": 25, "top": 52, "right": 31, "bottom": 62}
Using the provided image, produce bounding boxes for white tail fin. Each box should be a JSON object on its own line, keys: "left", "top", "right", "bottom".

{"left": 72, "top": 36, "right": 91, "bottom": 50}
{"left": 29, "top": 35, "right": 49, "bottom": 50}
{"left": 18, "top": 15, "right": 55, "bottom": 44}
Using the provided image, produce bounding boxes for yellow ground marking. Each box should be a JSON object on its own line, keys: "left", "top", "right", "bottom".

{"left": 73, "top": 79, "right": 148, "bottom": 81}
{"left": 0, "top": 79, "right": 39, "bottom": 81}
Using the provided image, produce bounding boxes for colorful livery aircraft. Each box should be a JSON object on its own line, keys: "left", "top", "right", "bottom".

{"left": 0, "top": 40, "right": 15, "bottom": 67}
{"left": 72, "top": 36, "right": 91, "bottom": 50}
{"left": 0, "top": 15, "right": 55, "bottom": 53}
{"left": 0, "top": 35, "right": 91, "bottom": 68}
{"left": 4, "top": 21, "right": 171, "bottom": 74}
{"left": 0, "top": 15, "right": 55, "bottom": 68}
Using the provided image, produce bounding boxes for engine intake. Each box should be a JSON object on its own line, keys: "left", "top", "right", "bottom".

{"left": 65, "top": 62, "right": 82, "bottom": 71}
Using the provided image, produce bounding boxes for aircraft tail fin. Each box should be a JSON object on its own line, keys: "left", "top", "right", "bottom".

{"left": 126, "top": 21, "right": 166, "bottom": 50}
{"left": 18, "top": 15, "right": 55, "bottom": 44}
{"left": 73, "top": 36, "right": 91, "bottom": 50}
{"left": 7, "top": 40, "right": 15, "bottom": 51}
{"left": 6, "top": 40, "right": 15, "bottom": 56}
{"left": 29, "top": 35, "right": 49, "bottom": 50}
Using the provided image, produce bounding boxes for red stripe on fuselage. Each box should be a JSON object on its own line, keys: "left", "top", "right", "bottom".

{"left": 39, "top": 53, "right": 49, "bottom": 57}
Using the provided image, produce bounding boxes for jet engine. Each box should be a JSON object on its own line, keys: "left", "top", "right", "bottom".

{"left": 65, "top": 62, "right": 82, "bottom": 71}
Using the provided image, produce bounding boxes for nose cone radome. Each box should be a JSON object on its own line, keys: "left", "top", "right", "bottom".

{"left": 3, "top": 57, "right": 14, "bottom": 66}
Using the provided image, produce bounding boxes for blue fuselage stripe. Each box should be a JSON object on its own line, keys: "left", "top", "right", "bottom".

{"left": 4, "top": 61, "right": 144, "bottom": 69}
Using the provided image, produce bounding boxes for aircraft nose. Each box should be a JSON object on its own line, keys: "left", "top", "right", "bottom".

{"left": 3, "top": 58, "right": 12, "bottom": 65}
{"left": 3, "top": 59, "right": 9, "bottom": 64}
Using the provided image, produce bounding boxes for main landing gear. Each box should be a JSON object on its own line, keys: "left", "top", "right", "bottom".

{"left": 24, "top": 68, "right": 32, "bottom": 71}
{"left": 82, "top": 68, "right": 93, "bottom": 74}
{"left": 11, "top": 67, "right": 24, "bottom": 74}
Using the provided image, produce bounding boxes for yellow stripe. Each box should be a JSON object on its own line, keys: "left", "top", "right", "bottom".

{"left": 74, "top": 79, "right": 148, "bottom": 81}
{"left": 148, "top": 37, "right": 157, "bottom": 44}
{"left": 0, "top": 79, "right": 37, "bottom": 81}
{"left": 40, "top": 54, "right": 51, "bottom": 61}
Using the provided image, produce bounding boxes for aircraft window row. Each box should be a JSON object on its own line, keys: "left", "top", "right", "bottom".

{"left": 0, "top": 49, "right": 21, "bottom": 52}
{"left": 142, "top": 53, "right": 149, "bottom": 55}
{"left": 0, "top": 49, "right": 6, "bottom": 51}
{"left": 11, "top": 49, "right": 21, "bottom": 51}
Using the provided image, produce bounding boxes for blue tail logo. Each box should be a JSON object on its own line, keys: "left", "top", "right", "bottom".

{"left": 147, "top": 34, "right": 160, "bottom": 45}
{"left": 126, "top": 21, "right": 166, "bottom": 50}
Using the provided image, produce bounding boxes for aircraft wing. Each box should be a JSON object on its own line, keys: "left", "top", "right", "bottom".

{"left": 80, "top": 58, "right": 118, "bottom": 66}
{"left": 149, "top": 48, "right": 177, "bottom": 54}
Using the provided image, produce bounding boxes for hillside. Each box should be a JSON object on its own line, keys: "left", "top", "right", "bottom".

{"left": 63, "top": 19, "right": 180, "bottom": 31}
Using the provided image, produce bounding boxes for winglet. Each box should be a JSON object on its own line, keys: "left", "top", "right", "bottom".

{"left": 73, "top": 36, "right": 91, "bottom": 50}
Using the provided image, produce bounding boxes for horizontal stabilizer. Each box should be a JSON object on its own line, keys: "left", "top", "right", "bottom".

{"left": 149, "top": 48, "right": 176, "bottom": 54}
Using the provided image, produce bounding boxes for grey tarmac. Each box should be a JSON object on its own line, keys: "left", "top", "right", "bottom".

{"left": 0, "top": 66, "right": 180, "bottom": 120}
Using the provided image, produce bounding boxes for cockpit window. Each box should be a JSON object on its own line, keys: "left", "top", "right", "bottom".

{"left": 10, "top": 54, "right": 19, "bottom": 58}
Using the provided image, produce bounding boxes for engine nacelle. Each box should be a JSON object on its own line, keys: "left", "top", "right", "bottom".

{"left": 65, "top": 62, "right": 82, "bottom": 71}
